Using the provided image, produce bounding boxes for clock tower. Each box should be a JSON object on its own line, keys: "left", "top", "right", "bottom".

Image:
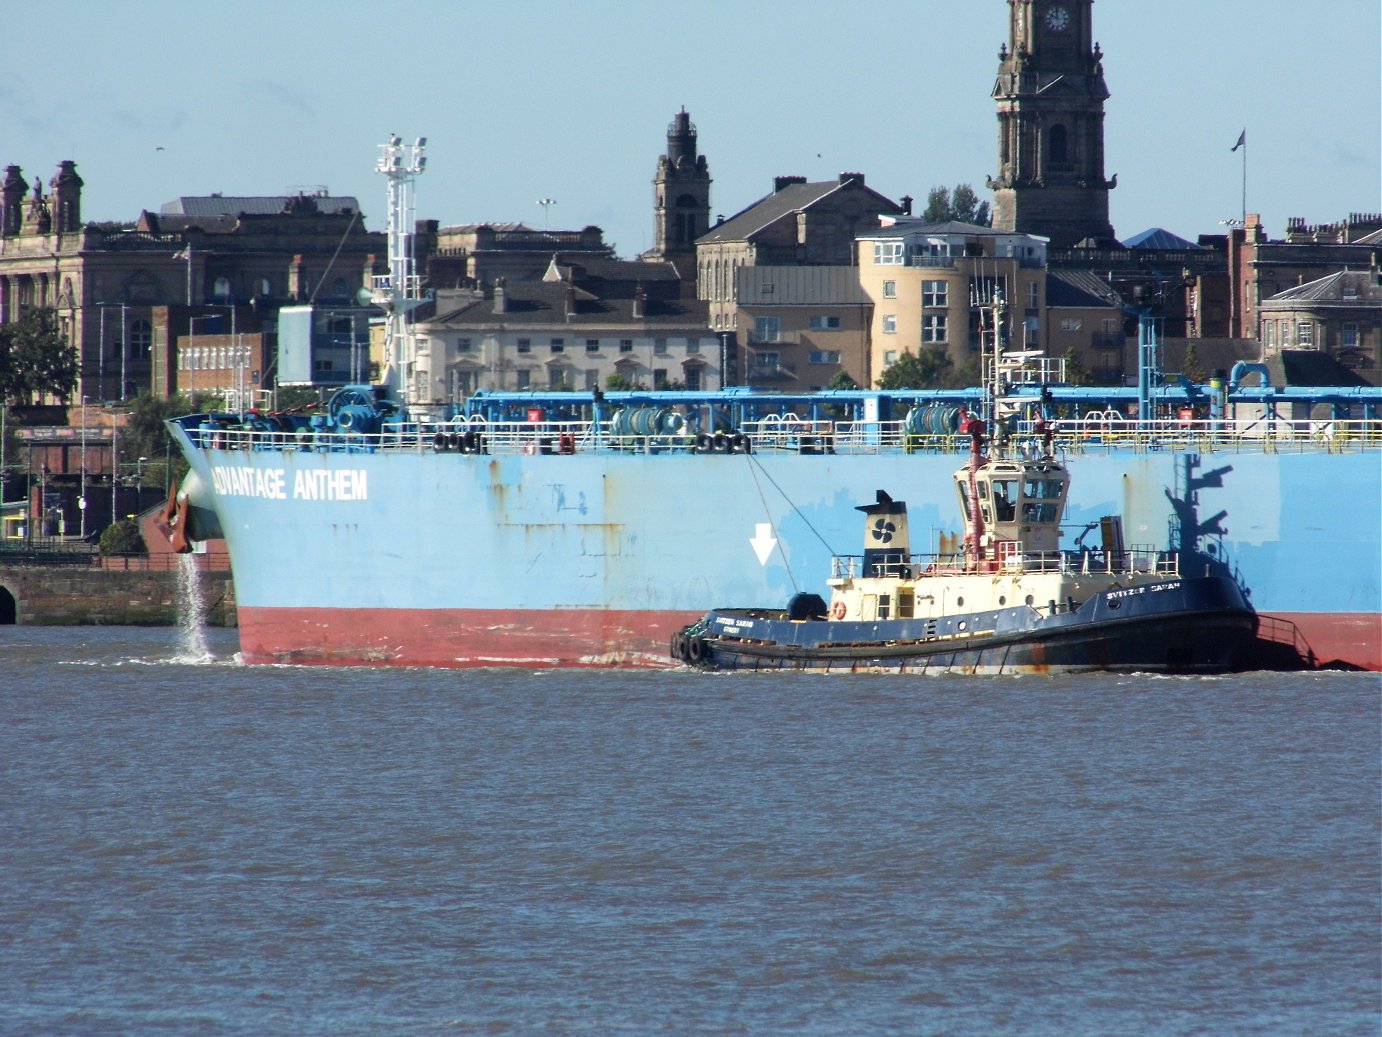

{"left": 988, "top": 0, "right": 1117, "bottom": 247}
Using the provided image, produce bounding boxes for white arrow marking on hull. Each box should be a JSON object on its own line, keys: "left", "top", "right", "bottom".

{"left": 750, "top": 523, "right": 777, "bottom": 565}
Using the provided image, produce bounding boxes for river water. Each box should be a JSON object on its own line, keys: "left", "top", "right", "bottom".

{"left": 1, "top": 627, "right": 1377, "bottom": 1036}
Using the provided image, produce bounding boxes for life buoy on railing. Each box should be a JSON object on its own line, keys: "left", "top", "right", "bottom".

{"left": 831, "top": 601, "right": 847, "bottom": 620}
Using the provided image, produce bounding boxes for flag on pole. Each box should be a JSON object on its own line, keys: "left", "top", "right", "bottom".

{"left": 1231, "top": 130, "right": 1246, "bottom": 152}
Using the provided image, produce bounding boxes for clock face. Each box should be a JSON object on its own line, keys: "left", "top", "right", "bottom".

{"left": 1045, "top": 5, "right": 1070, "bottom": 31}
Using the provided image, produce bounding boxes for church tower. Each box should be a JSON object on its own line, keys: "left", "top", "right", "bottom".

{"left": 650, "top": 108, "right": 711, "bottom": 259}
{"left": 988, "top": 0, "right": 1117, "bottom": 247}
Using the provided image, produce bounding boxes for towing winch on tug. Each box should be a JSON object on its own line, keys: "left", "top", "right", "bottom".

{"left": 672, "top": 350, "right": 1262, "bottom": 675}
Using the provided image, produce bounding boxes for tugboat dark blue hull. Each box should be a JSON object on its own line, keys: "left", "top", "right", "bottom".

{"left": 673, "top": 576, "right": 1262, "bottom": 675}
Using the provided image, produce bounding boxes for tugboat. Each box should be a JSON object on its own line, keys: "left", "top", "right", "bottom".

{"left": 671, "top": 356, "right": 1260, "bottom": 675}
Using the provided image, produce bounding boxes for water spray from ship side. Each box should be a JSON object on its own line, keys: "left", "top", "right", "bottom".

{"left": 175, "top": 553, "right": 212, "bottom": 663}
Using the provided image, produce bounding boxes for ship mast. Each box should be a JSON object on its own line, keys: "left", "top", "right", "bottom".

{"left": 373, "top": 134, "right": 428, "bottom": 408}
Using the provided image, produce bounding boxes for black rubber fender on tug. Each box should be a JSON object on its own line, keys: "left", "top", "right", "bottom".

{"left": 686, "top": 637, "right": 708, "bottom": 664}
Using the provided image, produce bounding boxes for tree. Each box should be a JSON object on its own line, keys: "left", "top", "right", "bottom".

{"left": 605, "top": 373, "right": 645, "bottom": 391}
{"left": 826, "top": 371, "right": 859, "bottom": 391}
{"left": 876, "top": 348, "right": 954, "bottom": 390}
{"left": 0, "top": 307, "right": 78, "bottom": 404}
{"left": 1181, "top": 342, "right": 1208, "bottom": 383}
{"left": 120, "top": 390, "right": 217, "bottom": 486}
{"left": 921, "top": 183, "right": 991, "bottom": 226}
{"left": 1061, "top": 348, "right": 1093, "bottom": 387}
{"left": 98, "top": 517, "right": 147, "bottom": 556}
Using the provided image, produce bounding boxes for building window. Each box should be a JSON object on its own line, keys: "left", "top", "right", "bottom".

{"left": 585, "top": 369, "right": 599, "bottom": 390}
{"left": 517, "top": 338, "right": 531, "bottom": 354}
{"left": 213, "top": 276, "right": 232, "bottom": 299}
{"left": 1297, "top": 322, "right": 1314, "bottom": 348}
{"left": 550, "top": 337, "right": 565, "bottom": 353}
{"left": 1061, "top": 318, "right": 1082, "bottom": 332}
{"left": 922, "top": 314, "right": 947, "bottom": 343}
{"left": 882, "top": 314, "right": 897, "bottom": 334}
{"left": 653, "top": 369, "right": 668, "bottom": 389}
{"left": 1264, "top": 323, "right": 1276, "bottom": 350}
{"left": 515, "top": 370, "right": 530, "bottom": 389}
{"left": 585, "top": 338, "right": 600, "bottom": 353}
{"left": 874, "top": 241, "right": 904, "bottom": 265}
{"left": 653, "top": 338, "right": 668, "bottom": 355}
{"left": 754, "top": 316, "right": 780, "bottom": 342}
{"left": 809, "top": 315, "right": 841, "bottom": 330}
{"left": 1028, "top": 282, "right": 1040, "bottom": 310}
{"left": 129, "top": 320, "right": 153, "bottom": 357}
{"left": 809, "top": 350, "right": 841, "bottom": 364}
{"left": 1341, "top": 323, "right": 1359, "bottom": 348}
{"left": 457, "top": 337, "right": 473, "bottom": 353}
{"left": 685, "top": 366, "right": 702, "bottom": 390}
{"left": 619, "top": 339, "right": 634, "bottom": 353}
{"left": 883, "top": 350, "right": 899, "bottom": 366}
{"left": 686, "top": 337, "right": 701, "bottom": 353}
{"left": 922, "top": 280, "right": 947, "bottom": 308}
{"left": 883, "top": 280, "right": 897, "bottom": 299}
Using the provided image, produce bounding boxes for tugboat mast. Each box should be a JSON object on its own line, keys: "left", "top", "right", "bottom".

{"left": 373, "top": 134, "right": 428, "bottom": 408}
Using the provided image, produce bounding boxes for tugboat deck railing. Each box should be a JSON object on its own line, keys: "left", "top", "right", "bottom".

{"left": 830, "top": 547, "right": 1180, "bottom": 581}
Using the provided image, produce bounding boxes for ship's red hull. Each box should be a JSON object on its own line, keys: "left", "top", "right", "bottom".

{"left": 236, "top": 606, "right": 1379, "bottom": 671}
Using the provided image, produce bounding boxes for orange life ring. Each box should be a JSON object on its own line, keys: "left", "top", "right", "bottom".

{"left": 831, "top": 601, "right": 847, "bottom": 620}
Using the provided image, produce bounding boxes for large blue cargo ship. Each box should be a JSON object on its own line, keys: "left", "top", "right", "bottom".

{"left": 164, "top": 378, "right": 1382, "bottom": 672}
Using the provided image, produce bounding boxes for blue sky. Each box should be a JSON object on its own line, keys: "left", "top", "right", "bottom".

{"left": 5, "top": 0, "right": 1378, "bottom": 257}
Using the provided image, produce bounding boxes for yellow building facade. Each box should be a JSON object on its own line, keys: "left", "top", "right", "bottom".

{"left": 856, "top": 219, "right": 1048, "bottom": 384}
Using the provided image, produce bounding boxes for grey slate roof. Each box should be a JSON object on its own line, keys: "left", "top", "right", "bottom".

{"left": 1047, "top": 269, "right": 1120, "bottom": 308}
{"left": 1264, "top": 269, "right": 1382, "bottom": 303}
{"left": 736, "top": 265, "right": 870, "bottom": 306}
{"left": 1122, "top": 227, "right": 1205, "bottom": 251}
{"left": 699, "top": 177, "right": 900, "bottom": 243}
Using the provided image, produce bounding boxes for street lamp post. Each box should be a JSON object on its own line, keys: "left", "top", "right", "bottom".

{"left": 79, "top": 397, "right": 87, "bottom": 540}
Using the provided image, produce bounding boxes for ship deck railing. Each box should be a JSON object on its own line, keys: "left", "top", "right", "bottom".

{"left": 184, "top": 416, "right": 1382, "bottom": 457}
{"left": 830, "top": 546, "right": 1180, "bottom": 581}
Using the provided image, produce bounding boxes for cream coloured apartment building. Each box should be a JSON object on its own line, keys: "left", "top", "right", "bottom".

{"left": 856, "top": 219, "right": 1048, "bottom": 380}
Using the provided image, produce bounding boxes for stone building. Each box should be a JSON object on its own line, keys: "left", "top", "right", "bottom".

{"left": 1258, "top": 268, "right": 1381, "bottom": 383}
{"left": 645, "top": 108, "right": 712, "bottom": 266}
{"left": 988, "top": 0, "right": 1117, "bottom": 248}
{"left": 697, "top": 173, "right": 907, "bottom": 331}
{"left": 0, "top": 165, "right": 384, "bottom": 402}
{"left": 413, "top": 257, "right": 715, "bottom": 398}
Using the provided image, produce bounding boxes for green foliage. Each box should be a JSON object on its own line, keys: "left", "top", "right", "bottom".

{"left": 119, "top": 390, "right": 217, "bottom": 482}
{"left": 98, "top": 517, "right": 146, "bottom": 555}
{"left": 921, "top": 183, "right": 991, "bottom": 227}
{"left": 0, "top": 307, "right": 78, "bottom": 405}
{"left": 1182, "top": 342, "right": 1208, "bottom": 383}
{"left": 876, "top": 348, "right": 954, "bottom": 390}
{"left": 273, "top": 385, "right": 324, "bottom": 412}
{"left": 1061, "top": 348, "right": 1094, "bottom": 387}
{"left": 605, "top": 373, "right": 645, "bottom": 391}
{"left": 826, "top": 371, "right": 859, "bottom": 391}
